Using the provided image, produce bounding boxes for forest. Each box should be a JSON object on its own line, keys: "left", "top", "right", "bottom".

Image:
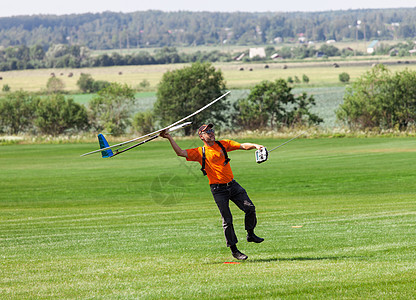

{"left": 0, "top": 8, "right": 415, "bottom": 50}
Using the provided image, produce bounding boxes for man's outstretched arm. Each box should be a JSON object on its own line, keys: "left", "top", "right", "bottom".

{"left": 240, "top": 143, "right": 264, "bottom": 150}
{"left": 159, "top": 130, "right": 188, "bottom": 158}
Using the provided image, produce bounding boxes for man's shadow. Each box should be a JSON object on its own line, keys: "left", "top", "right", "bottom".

{"left": 246, "top": 256, "right": 354, "bottom": 263}
{"left": 210, "top": 255, "right": 360, "bottom": 264}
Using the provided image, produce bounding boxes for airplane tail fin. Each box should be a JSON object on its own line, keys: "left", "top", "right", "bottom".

{"left": 98, "top": 134, "right": 114, "bottom": 158}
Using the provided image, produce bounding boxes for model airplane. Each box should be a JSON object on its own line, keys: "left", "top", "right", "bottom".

{"left": 81, "top": 91, "right": 230, "bottom": 158}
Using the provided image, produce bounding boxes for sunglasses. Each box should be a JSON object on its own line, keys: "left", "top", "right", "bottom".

{"left": 203, "top": 129, "right": 215, "bottom": 134}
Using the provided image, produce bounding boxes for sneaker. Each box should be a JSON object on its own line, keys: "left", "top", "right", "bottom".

{"left": 232, "top": 250, "right": 248, "bottom": 260}
{"left": 247, "top": 233, "right": 264, "bottom": 243}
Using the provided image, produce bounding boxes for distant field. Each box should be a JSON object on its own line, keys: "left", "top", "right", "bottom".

{"left": 1, "top": 137, "right": 416, "bottom": 298}
{"left": 71, "top": 91, "right": 156, "bottom": 105}
{"left": 0, "top": 65, "right": 175, "bottom": 93}
{"left": 1, "top": 59, "right": 416, "bottom": 93}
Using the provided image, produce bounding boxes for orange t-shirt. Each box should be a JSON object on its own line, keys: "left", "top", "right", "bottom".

{"left": 186, "top": 139, "right": 241, "bottom": 184}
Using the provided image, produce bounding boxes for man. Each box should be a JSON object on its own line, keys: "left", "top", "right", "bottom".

{"left": 160, "top": 123, "right": 264, "bottom": 260}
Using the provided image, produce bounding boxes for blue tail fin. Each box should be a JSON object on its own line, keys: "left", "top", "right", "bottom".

{"left": 98, "top": 134, "right": 114, "bottom": 158}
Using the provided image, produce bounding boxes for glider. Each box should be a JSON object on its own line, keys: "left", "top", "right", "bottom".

{"left": 81, "top": 91, "right": 230, "bottom": 158}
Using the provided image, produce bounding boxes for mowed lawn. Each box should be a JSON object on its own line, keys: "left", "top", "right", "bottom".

{"left": 1, "top": 137, "right": 416, "bottom": 298}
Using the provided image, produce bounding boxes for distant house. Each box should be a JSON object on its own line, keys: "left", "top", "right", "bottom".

{"left": 367, "top": 40, "right": 379, "bottom": 54}
{"left": 249, "top": 48, "right": 266, "bottom": 59}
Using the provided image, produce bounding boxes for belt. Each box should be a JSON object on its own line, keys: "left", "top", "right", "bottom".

{"left": 210, "top": 179, "right": 235, "bottom": 188}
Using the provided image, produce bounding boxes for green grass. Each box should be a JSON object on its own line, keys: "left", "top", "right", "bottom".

{"left": 70, "top": 92, "right": 156, "bottom": 106}
{"left": 68, "top": 93, "right": 95, "bottom": 104}
{"left": 1, "top": 137, "right": 416, "bottom": 298}
{"left": 300, "top": 86, "right": 346, "bottom": 128}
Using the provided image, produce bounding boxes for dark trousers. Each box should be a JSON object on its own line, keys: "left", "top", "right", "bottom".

{"left": 210, "top": 180, "right": 257, "bottom": 247}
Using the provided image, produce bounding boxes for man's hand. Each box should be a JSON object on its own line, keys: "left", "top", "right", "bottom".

{"left": 159, "top": 129, "right": 188, "bottom": 158}
{"left": 159, "top": 129, "right": 170, "bottom": 139}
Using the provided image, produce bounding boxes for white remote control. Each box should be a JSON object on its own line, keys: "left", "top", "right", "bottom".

{"left": 255, "top": 147, "right": 268, "bottom": 164}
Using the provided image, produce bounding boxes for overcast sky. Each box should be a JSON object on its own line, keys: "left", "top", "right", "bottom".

{"left": 0, "top": 0, "right": 415, "bottom": 17}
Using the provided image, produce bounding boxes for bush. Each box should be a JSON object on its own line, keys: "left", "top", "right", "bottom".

{"left": 2, "top": 84, "right": 11, "bottom": 92}
{"left": 133, "top": 110, "right": 155, "bottom": 134}
{"left": 77, "top": 73, "right": 95, "bottom": 93}
{"left": 137, "top": 79, "right": 150, "bottom": 91}
{"left": 77, "top": 73, "right": 111, "bottom": 93}
{"left": 339, "top": 72, "right": 350, "bottom": 83}
{"left": 0, "top": 91, "right": 39, "bottom": 134}
{"left": 233, "top": 79, "right": 322, "bottom": 130}
{"left": 35, "top": 94, "right": 89, "bottom": 135}
{"left": 336, "top": 64, "right": 416, "bottom": 130}
{"left": 155, "top": 62, "right": 227, "bottom": 135}
{"left": 319, "top": 44, "right": 341, "bottom": 57}
{"left": 92, "top": 80, "right": 111, "bottom": 92}
{"left": 0, "top": 92, "right": 89, "bottom": 135}
{"left": 88, "top": 83, "right": 136, "bottom": 136}
{"left": 302, "top": 74, "right": 310, "bottom": 84}
{"left": 46, "top": 77, "right": 65, "bottom": 93}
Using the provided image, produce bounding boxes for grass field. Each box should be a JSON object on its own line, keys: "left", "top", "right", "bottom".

{"left": 70, "top": 91, "right": 156, "bottom": 105}
{"left": 1, "top": 137, "right": 416, "bottom": 298}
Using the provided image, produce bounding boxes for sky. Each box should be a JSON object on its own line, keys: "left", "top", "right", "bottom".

{"left": 0, "top": 0, "right": 415, "bottom": 17}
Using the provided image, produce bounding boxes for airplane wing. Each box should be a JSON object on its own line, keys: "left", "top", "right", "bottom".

{"left": 80, "top": 91, "right": 230, "bottom": 157}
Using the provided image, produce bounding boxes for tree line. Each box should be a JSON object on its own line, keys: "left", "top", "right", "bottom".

{"left": 2, "top": 40, "right": 416, "bottom": 72}
{"left": 0, "top": 45, "right": 235, "bottom": 71}
{"left": 0, "top": 9, "right": 415, "bottom": 50}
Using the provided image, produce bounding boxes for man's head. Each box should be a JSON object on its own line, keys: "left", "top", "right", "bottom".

{"left": 198, "top": 123, "right": 215, "bottom": 142}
